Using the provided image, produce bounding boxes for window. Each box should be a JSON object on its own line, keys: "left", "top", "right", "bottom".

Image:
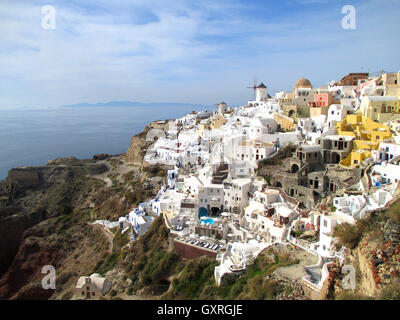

{"left": 323, "top": 220, "right": 328, "bottom": 227}
{"left": 92, "top": 292, "right": 95, "bottom": 296}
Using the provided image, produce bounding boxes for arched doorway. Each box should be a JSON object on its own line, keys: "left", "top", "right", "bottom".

{"left": 210, "top": 207, "right": 221, "bottom": 217}
{"left": 332, "top": 152, "right": 340, "bottom": 164}
{"left": 276, "top": 181, "right": 282, "bottom": 188}
{"left": 291, "top": 164, "right": 299, "bottom": 173}
{"left": 198, "top": 207, "right": 208, "bottom": 219}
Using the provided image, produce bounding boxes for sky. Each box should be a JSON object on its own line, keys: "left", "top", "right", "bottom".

{"left": 0, "top": 0, "right": 399, "bottom": 108}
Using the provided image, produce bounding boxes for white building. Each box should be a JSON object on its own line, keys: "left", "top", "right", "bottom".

{"left": 292, "top": 87, "right": 315, "bottom": 107}
{"left": 256, "top": 83, "right": 268, "bottom": 102}
{"left": 233, "top": 139, "right": 276, "bottom": 168}
{"left": 248, "top": 118, "right": 277, "bottom": 139}
{"left": 197, "top": 184, "right": 225, "bottom": 216}
{"left": 373, "top": 141, "right": 400, "bottom": 163}
{"left": 75, "top": 274, "right": 111, "bottom": 300}
{"left": 243, "top": 188, "right": 299, "bottom": 243}
{"left": 370, "top": 162, "right": 400, "bottom": 187}
{"left": 223, "top": 178, "right": 252, "bottom": 212}
{"left": 317, "top": 212, "right": 354, "bottom": 258}
{"left": 327, "top": 104, "right": 354, "bottom": 128}
{"left": 152, "top": 189, "right": 186, "bottom": 217}
{"left": 332, "top": 194, "right": 368, "bottom": 221}
{"left": 217, "top": 102, "right": 228, "bottom": 114}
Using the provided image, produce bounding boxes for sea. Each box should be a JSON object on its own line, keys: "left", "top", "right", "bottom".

{"left": 0, "top": 105, "right": 206, "bottom": 180}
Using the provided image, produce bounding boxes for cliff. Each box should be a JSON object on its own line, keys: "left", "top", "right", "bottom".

{"left": 125, "top": 130, "right": 152, "bottom": 165}
{"left": 0, "top": 140, "right": 166, "bottom": 299}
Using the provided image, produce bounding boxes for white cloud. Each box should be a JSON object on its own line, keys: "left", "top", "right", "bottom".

{"left": 0, "top": 0, "right": 399, "bottom": 108}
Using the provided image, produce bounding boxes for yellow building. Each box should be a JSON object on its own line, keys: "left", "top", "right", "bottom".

{"left": 337, "top": 113, "right": 392, "bottom": 166}
{"left": 277, "top": 91, "right": 293, "bottom": 107}
{"left": 283, "top": 104, "right": 310, "bottom": 120}
{"left": 380, "top": 72, "right": 400, "bottom": 97}
{"left": 273, "top": 113, "right": 295, "bottom": 132}
{"left": 210, "top": 114, "right": 227, "bottom": 130}
{"left": 196, "top": 121, "right": 211, "bottom": 137}
{"left": 360, "top": 96, "right": 400, "bottom": 123}
{"left": 309, "top": 105, "right": 329, "bottom": 117}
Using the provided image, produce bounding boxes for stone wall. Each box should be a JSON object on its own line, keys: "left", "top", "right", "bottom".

{"left": 7, "top": 168, "right": 41, "bottom": 189}
{"left": 173, "top": 239, "right": 217, "bottom": 260}
{"left": 302, "top": 271, "right": 335, "bottom": 300}
{"left": 355, "top": 242, "right": 381, "bottom": 297}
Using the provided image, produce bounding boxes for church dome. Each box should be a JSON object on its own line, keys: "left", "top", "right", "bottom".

{"left": 293, "top": 78, "right": 313, "bottom": 91}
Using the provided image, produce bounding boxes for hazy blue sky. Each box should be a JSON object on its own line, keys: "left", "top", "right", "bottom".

{"left": 0, "top": 0, "right": 399, "bottom": 108}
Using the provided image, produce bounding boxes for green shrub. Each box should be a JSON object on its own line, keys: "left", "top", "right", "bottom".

{"left": 385, "top": 200, "right": 400, "bottom": 225}
{"left": 379, "top": 277, "right": 400, "bottom": 300}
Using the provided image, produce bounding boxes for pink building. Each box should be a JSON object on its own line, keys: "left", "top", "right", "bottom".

{"left": 309, "top": 93, "right": 335, "bottom": 107}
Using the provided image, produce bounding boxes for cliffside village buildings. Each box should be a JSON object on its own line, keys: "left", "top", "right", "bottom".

{"left": 95, "top": 72, "right": 400, "bottom": 295}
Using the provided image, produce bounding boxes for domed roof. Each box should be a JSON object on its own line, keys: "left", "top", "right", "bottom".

{"left": 294, "top": 78, "right": 313, "bottom": 90}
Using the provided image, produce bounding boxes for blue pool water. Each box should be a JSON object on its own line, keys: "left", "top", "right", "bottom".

{"left": 201, "top": 218, "right": 215, "bottom": 225}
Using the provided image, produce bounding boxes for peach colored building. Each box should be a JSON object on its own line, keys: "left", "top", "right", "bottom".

{"left": 310, "top": 93, "right": 335, "bottom": 107}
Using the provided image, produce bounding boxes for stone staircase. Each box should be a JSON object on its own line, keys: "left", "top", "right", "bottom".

{"left": 212, "top": 163, "right": 229, "bottom": 184}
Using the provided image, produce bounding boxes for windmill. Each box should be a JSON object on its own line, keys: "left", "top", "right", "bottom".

{"left": 246, "top": 77, "right": 258, "bottom": 100}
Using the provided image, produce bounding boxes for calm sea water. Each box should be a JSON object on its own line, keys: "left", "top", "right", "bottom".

{"left": 0, "top": 105, "right": 205, "bottom": 180}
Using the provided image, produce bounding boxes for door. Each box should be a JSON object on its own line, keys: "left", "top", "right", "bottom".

{"left": 86, "top": 291, "right": 91, "bottom": 299}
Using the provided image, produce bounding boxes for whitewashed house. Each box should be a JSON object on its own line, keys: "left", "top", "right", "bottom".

{"left": 233, "top": 139, "right": 275, "bottom": 168}
{"left": 373, "top": 141, "right": 400, "bottom": 163}
{"left": 75, "top": 274, "right": 111, "bottom": 300}
{"left": 317, "top": 212, "right": 354, "bottom": 258}
{"left": 333, "top": 194, "right": 368, "bottom": 221}
{"left": 370, "top": 162, "right": 400, "bottom": 187}
{"left": 197, "top": 184, "right": 225, "bottom": 216}
{"left": 248, "top": 118, "right": 277, "bottom": 139}
{"left": 327, "top": 104, "right": 354, "bottom": 128}
{"left": 223, "top": 178, "right": 252, "bottom": 212}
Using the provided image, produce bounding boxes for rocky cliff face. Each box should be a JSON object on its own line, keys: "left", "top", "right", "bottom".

{"left": 0, "top": 159, "right": 114, "bottom": 299}
{"left": 0, "top": 209, "right": 47, "bottom": 276}
{"left": 125, "top": 130, "right": 152, "bottom": 165}
{"left": 331, "top": 219, "right": 400, "bottom": 299}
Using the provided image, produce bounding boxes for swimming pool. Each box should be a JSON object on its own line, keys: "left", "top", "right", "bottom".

{"left": 200, "top": 218, "right": 215, "bottom": 225}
